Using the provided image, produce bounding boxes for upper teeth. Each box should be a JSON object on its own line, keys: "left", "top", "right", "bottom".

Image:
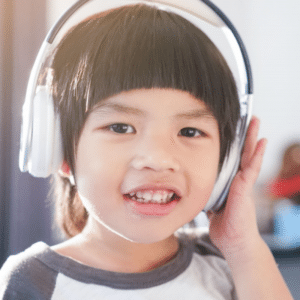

{"left": 129, "top": 191, "right": 174, "bottom": 203}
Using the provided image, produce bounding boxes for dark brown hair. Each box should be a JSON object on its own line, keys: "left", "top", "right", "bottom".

{"left": 50, "top": 4, "right": 240, "bottom": 238}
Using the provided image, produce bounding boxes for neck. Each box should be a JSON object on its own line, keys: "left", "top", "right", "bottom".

{"left": 53, "top": 218, "right": 179, "bottom": 273}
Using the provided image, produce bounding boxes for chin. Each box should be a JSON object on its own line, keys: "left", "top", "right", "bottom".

{"left": 116, "top": 227, "right": 177, "bottom": 245}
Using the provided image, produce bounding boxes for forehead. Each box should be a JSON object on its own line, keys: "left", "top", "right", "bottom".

{"left": 90, "top": 88, "right": 216, "bottom": 121}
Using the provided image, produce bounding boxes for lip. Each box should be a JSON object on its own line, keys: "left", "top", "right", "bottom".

{"left": 123, "top": 195, "right": 179, "bottom": 216}
{"left": 122, "top": 183, "right": 182, "bottom": 217}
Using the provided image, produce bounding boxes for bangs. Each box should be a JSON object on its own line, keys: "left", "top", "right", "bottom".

{"left": 91, "top": 6, "right": 203, "bottom": 102}
{"left": 87, "top": 5, "right": 230, "bottom": 110}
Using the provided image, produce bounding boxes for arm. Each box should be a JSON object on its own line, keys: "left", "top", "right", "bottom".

{"left": 208, "top": 117, "right": 293, "bottom": 300}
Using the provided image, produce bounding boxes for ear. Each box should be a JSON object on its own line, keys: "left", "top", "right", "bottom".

{"left": 59, "top": 161, "right": 76, "bottom": 185}
{"left": 59, "top": 160, "right": 71, "bottom": 177}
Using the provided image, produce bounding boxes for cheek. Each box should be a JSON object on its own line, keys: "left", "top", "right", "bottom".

{"left": 191, "top": 163, "right": 218, "bottom": 194}
{"left": 188, "top": 148, "right": 220, "bottom": 195}
{"left": 76, "top": 134, "right": 125, "bottom": 176}
{"left": 75, "top": 139, "right": 124, "bottom": 203}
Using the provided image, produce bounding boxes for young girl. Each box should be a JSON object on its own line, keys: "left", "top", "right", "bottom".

{"left": 0, "top": 3, "right": 293, "bottom": 299}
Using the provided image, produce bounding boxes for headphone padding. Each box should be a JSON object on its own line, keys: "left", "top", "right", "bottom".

{"left": 28, "top": 86, "right": 63, "bottom": 177}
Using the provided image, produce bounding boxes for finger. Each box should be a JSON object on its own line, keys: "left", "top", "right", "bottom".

{"left": 240, "top": 116, "right": 260, "bottom": 169}
{"left": 241, "top": 137, "right": 268, "bottom": 186}
{"left": 249, "top": 137, "right": 267, "bottom": 178}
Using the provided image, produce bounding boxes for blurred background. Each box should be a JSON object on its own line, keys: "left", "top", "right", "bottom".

{"left": 0, "top": 0, "right": 299, "bottom": 297}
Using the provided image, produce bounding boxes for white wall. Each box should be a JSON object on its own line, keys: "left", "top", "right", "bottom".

{"left": 47, "top": 0, "right": 300, "bottom": 183}
{"left": 46, "top": 0, "right": 77, "bottom": 29}
{"left": 213, "top": 0, "right": 300, "bottom": 183}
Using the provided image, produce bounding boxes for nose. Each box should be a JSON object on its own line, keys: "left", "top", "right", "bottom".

{"left": 130, "top": 133, "right": 180, "bottom": 172}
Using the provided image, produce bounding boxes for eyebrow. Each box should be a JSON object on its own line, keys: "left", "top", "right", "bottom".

{"left": 94, "top": 103, "right": 146, "bottom": 116}
{"left": 93, "top": 102, "right": 214, "bottom": 120}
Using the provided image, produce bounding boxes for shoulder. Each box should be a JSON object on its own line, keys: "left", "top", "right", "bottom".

{"left": 177, "top": 228, "right": 238, "bottom": 299}
{"left": 177, "top": 227, "right": 231, "bottom": 274}
{"left": 177, "top": 227, "right": 233, "bottom": 280}
{"left": 0, "top": 242, "right": 58, "bottom": 300}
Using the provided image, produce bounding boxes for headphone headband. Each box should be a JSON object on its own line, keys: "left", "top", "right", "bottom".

{"left": 46, "top": 0, "right": 252, "bottom": 94}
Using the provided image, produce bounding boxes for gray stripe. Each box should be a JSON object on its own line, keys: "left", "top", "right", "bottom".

{"left": 37, "top": 239, "right": 193, "bottom": 290}
{"left": 0, "top": 243, "right": 58, "bottom": 299}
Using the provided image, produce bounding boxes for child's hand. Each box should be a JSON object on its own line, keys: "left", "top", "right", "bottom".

{"left": 208, "top": 116, "right": 267, "bottom": 260}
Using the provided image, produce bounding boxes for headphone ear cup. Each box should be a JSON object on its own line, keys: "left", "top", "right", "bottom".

{"left": 28, "top": 86, "right": 63, "bottom": 177}
{"left": 203, "top": 136, "right": 242, "bottom": 212}
{"left": 19, "top": 89, "right": 34, "bottom": 173}
{"left": 203, "top": 94, "right": 252, "bottom": 212}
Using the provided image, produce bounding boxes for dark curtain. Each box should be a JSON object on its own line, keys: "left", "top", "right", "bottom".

{"left": 0, "top": 0, "right": 57, "bottom": 267}
{"left": 0, "top": 0, "right": 14, "bottom": 267}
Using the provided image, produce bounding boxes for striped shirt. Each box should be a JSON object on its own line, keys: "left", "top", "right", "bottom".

{"left": 0, "top": 232, "right": 237, "bottom": 299}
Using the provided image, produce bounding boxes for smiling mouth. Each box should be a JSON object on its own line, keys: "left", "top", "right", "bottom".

{"left": 123, "top": 192, "right": 180, "bottom": 216}
{"left": 123, "top": 192, "right": 181, "bottom": 205}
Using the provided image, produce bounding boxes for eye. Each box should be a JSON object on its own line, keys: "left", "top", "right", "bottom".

{"left": 107, "top": 123, "right": 135, "bottom": 134}
{"left": 179, "top": 127, "right": 206, "bottom": 138}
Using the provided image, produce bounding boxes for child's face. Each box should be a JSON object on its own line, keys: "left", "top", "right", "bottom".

{"left": 75, "top": 88, "right": 220, "bottom": 243}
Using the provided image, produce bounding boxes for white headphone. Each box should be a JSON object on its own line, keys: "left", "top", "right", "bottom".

{"left": 19, "top": 0, "right": 253, "bottom": 211}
